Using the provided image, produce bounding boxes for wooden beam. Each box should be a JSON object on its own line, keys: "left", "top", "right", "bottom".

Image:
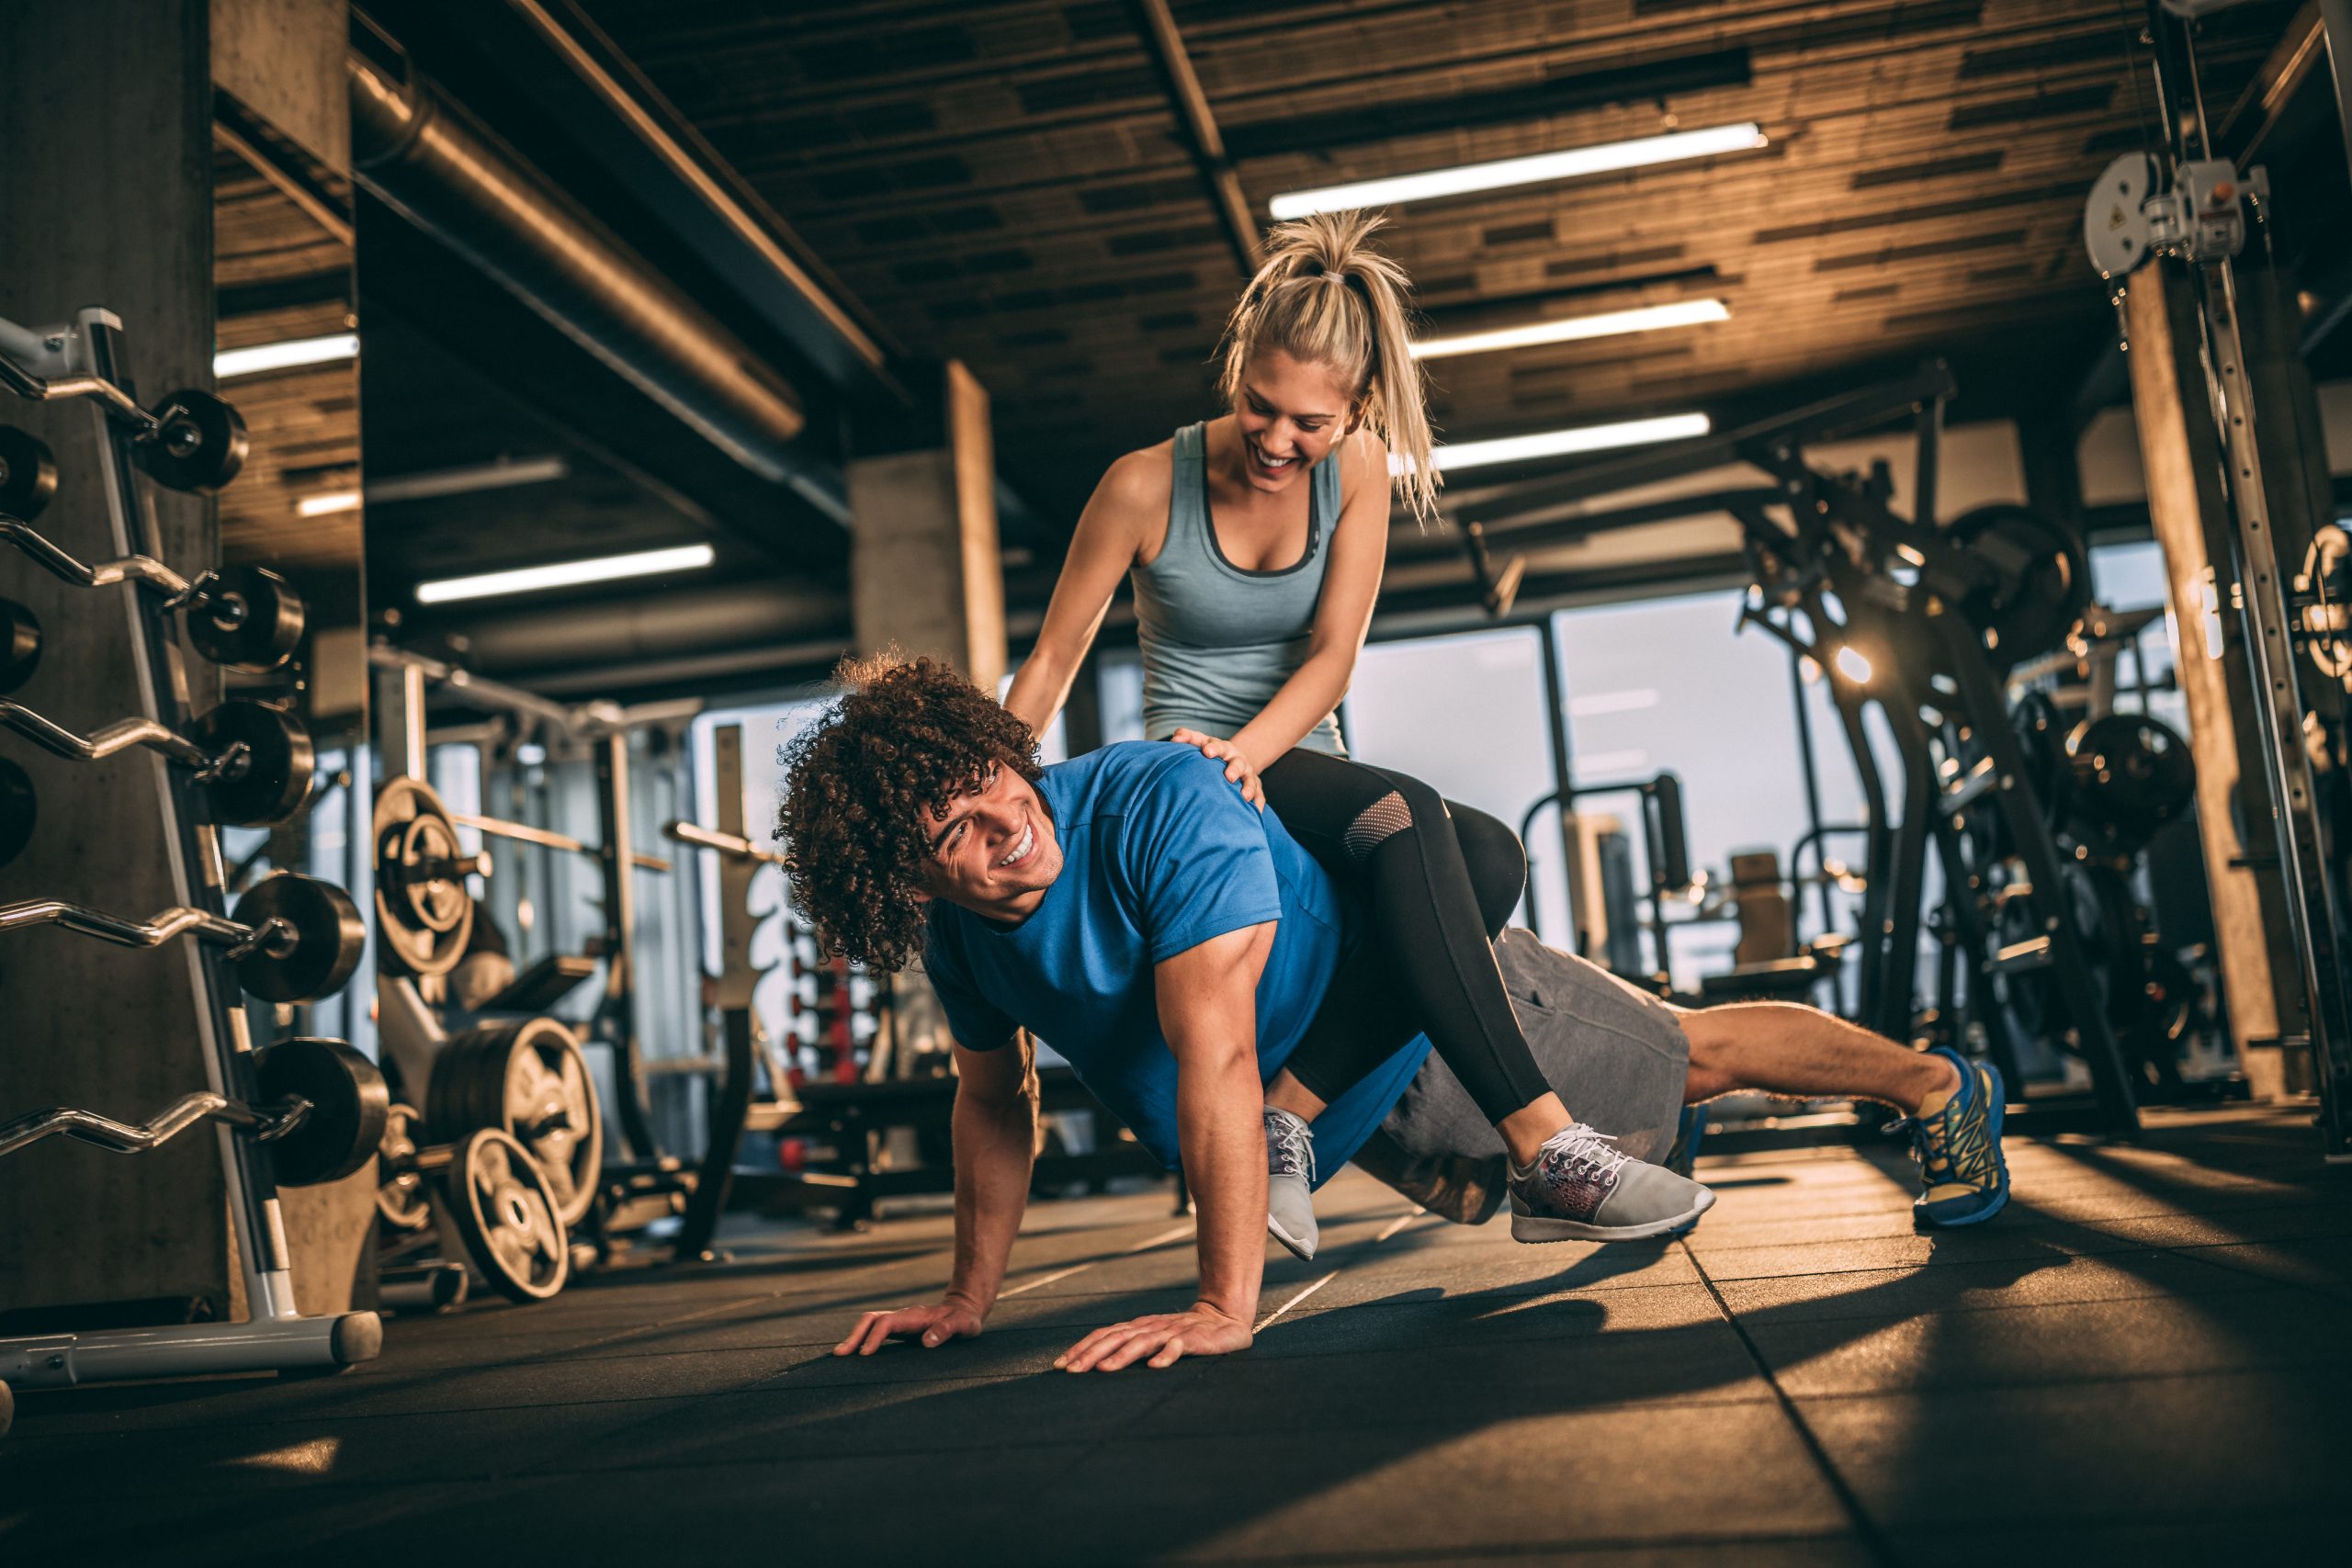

{"left": 1131, "top": 0, "right": 1262, "bottom": 279}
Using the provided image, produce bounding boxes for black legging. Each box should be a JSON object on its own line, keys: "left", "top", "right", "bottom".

{"left": 1261, "top": 749, "right": 1549, "bottom": 1122}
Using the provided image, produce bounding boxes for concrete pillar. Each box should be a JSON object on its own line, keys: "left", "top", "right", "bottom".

{"left": 0, "top": 0, "right": 226, "bottom": 1316}
{"left": 2120, "top": 270, "right": 2293, "bottom": 1100}
{"left": 213, "top": 0, "right": 377, "bottom": 1316}
{"left": 847, "top": 362, "right": 1008, "bottom": 690}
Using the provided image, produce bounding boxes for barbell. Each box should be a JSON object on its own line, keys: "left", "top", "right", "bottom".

{"left": 0, "top": 871, "right": 367, "bottom": 1003}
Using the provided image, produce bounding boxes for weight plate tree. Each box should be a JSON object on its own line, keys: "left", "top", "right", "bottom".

{"left": 428, "top": 1018, "right": 605, "bottom": 1228}
{"left": 373, "top": 774, "right": 474, "bottom": 976}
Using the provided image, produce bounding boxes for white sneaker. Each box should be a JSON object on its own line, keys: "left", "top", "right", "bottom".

{"left": 1264, "top": 1106, "right": 1318, "bottom": 1260}
{"left": 1508, "top": 1124, "right": 1714, "bottom": 1243}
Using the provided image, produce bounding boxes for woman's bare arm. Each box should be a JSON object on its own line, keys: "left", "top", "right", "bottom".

{"left": 1001, "top": 447, "right": 1166, "bottom": 738}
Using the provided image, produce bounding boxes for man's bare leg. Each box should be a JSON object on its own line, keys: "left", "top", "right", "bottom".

{"left": 1676, "top": 1001, "right": 1962, "bottom": 1116}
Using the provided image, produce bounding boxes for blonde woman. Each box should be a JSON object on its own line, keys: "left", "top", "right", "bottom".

{"left": 1004, "top": 212, "right": 1708, "bottom": 1258}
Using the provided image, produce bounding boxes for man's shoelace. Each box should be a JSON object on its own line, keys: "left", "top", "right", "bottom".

{"left": 1899, "top": 1071, "right": 1999, "bottom": 1190}
{"left": 1531, "top": 1126, "right": 1631, "bottom": 1188}
{"left": 1265, "top": 1108, "right": 1316, "bottom": 1183}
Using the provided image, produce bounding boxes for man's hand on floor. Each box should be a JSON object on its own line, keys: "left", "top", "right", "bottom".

{"left": 834, "top": 1295, "right": 986, "bottom": 1356}
{"left": 1054, "top": 1302, "right": 1252, "bottom": 1371}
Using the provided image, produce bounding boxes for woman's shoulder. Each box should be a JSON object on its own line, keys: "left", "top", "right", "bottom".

{"left": 1086, "top": 439, "right": 1178, "bottom": 535}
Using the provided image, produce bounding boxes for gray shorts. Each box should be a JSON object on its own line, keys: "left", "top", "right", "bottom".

{"left": 1355, "top": 929, "right": 1690, "bottom": 1221}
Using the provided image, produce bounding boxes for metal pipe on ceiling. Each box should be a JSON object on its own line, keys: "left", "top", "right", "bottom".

{"left": 347, "top": 51, "right": 849, "bottom": 523}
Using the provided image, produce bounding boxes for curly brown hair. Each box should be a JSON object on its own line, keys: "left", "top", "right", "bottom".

{"left": 775, "top": 652, "right": 1043, "bottom": 970}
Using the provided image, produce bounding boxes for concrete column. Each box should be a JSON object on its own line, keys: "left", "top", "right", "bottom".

{"left": 847, "top": 362, "right": 1008, "bottom": 691}
{"left": 0, "top": 0, "right": 226, "bottom": 1315}
{"left": 2120, "top": 271, "right": 2291, "bottom": 1100}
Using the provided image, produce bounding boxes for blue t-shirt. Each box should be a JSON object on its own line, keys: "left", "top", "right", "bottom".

{"left": 921, "top": 742, "right": 1430, "bottom": 1185}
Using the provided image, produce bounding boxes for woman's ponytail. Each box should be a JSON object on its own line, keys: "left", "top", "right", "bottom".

{"left": 1216, "top": 210, "right": 1439, "bottom": 524}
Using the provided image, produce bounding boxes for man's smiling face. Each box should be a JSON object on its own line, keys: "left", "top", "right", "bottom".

{"left": 912, "top": 757, "right": 1064, "bottom": 923}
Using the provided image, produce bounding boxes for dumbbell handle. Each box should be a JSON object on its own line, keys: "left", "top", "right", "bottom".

{"left": 0, "top": 897, "right": 295, "bottom": 961}
{"left": 0, "top": 700, "right": 243, "bottom": 776}
{"left": 0, "top": 518, "right": 201, "bottom": 600}
{"left": 0, "top": 351, "right": 163, "bottom": 436}
{"left": 0, "top": 1090, "right": 309, "bottom": 1160}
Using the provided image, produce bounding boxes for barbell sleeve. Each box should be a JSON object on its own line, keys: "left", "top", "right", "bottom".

{"left": 0, "top": 1091, "right": 309, "bottom": 1160}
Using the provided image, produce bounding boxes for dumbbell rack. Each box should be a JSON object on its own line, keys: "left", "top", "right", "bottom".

{"left": 0, "top": 308, "right": 380, "bottom": 1400}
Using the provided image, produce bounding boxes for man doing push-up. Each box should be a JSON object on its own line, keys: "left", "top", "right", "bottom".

{"left": 777, "top": 657, "right": 2008, "bottom": 1373}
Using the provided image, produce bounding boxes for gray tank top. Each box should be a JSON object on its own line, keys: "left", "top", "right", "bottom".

{"left": 1131, "top": 422, "right": 1346, "bottom": 756}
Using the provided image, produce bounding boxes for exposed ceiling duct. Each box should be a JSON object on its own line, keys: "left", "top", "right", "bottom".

{"left": 346, "top": 44, "right": 849, "bottom": 524}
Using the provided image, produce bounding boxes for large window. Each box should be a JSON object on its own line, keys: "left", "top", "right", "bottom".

{"left": 1552, "top": 592, "right": 1839, "bottom": 989}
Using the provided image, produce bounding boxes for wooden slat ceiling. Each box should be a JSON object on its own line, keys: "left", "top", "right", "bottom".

{"left": 575, "top": 0, "right": 2294, "bottom": 524}
{"left": 211, "top": 139, "right": 361, "bottom": 575}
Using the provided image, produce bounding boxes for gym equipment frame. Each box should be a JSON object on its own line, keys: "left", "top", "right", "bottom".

{"left": 1461, "top": 362, "right": 2143, "bottom": 1134}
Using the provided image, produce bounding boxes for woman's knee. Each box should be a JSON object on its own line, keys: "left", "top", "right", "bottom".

{"left": 1448, "top": 805, "right": 1527, "bottom": 936}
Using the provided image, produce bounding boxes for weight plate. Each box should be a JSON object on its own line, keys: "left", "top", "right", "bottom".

{"left": 2009, "top": 690, "right": 2071, "bottom": 827}
{"left": 1992, "top": 863, "right": 2114, "bottom": 1049}
{"left": 2084, "top": 152, "right": 2159, "bottom": 280}
{"left": 187, "top": 565, "right": 305, "bottom": 672}
{"left": 0, "top": 426, "right": 59, "bottom": 522}
{"left": 375, "top": 1103, "right": 433, "bottom": 1231}
{"left": 397, "top": 814, "right": 469, "bottom": 934}
{"left": 372, "top": 776, "right": 474, "bottom": 977}
{"left": 0, "top": 597, "right": 40, "bottom": 694}
{"left": 189, "top": 699, "right": 314, "bottom": 827}
{"left": 0, "top": 756, "right": 34, "bottom": 869}
{"left": 136, "top": 389, "right": 248, "bottom": 494}
{"left": 446, "top": 1128, "right": 570, "bottom": 1303}
{"left": 1949, "top": 504, "right": 2092, "bottom": 665}
{"left": 254, "top": 1037, "right": 389, "bottom": 1188}
{"left": 2068, "top": 713, "right": 2195, "bottom": 851}
{"left": 232, "top": 872, "right": 368, "bottom": 1003}
{"left": 429, "top": 1020, "right": 603, "bottom": 1229}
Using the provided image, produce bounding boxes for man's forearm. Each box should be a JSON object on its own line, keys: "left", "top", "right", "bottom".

{"left": 945, "top": 1084, "right": 1037, "bottom": 1313}
{"left": 1174, "top": 1044, "right": 1268, "bottom": 1325}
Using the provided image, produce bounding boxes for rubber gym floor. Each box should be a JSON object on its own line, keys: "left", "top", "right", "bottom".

{"left": 4, "top": 1104, "right": 2348, "bottom": 1565}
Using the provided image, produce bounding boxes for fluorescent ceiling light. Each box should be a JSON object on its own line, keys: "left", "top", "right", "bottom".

{"left": 368, "top": 456, "right": 572, "bottom": 505}
{"left": 1411, "top": 299, "right": 1729, "bottom": 361}
{"left": 214, "top": 333, "right": 358, "bottom": 379}
{"left": 295, "top": 491, "right": 362, "bottom": 517}
{"left": 415, "top": 543, "right": 718, "bottom": 605}
{"left": 1269, "top": 123, "right": 1768, "bottom": 219}
{"left": 1419, "top": 412, "right": 1711, "bottom": 474}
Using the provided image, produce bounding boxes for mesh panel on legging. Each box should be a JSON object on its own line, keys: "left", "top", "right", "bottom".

{"left": 1260, "top": 749, "right": 1548, "bottom": 1121}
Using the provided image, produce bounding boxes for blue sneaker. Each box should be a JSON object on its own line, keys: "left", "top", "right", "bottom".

{"left": 1906, "top": 1048, "right": 2008, "bottom": 1229}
